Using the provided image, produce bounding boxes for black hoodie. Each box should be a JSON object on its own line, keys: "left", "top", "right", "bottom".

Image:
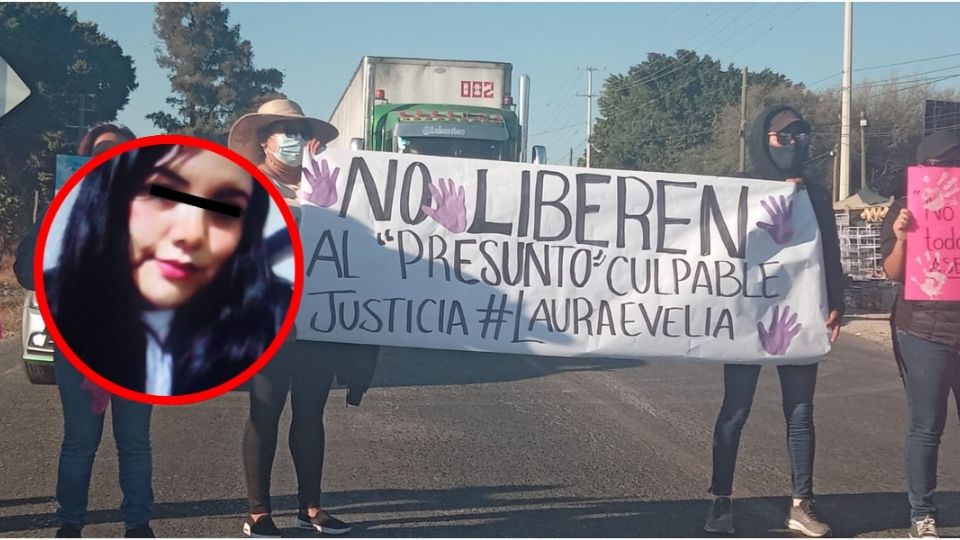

{"left": 742, "top": 105, "right": 846, "bottom": 315}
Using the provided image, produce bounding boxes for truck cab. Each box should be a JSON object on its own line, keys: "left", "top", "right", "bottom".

{"left": 373, "top": 104, "right": 520, "bottom": 161}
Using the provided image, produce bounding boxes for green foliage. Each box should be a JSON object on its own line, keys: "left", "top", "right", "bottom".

{"left": 590, "top": 48, "right": 958, "bottom": 200}
{"left": 693, "top": 75, "right": 960, "bottom": 194}
{"left": 0, "top": 3, "right": 137, "bottom": 251}
{"left": 591, "top": 50, "right": 790, "bottom": 172}
{"left": 149, "top": 3, "right": 284, "bottom": 143}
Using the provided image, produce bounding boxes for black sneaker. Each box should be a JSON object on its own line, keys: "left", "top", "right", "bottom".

{"left": 55, "top": 524, "right": 82, "bottom": 538}
{"left": 787, "top": 499, "right": 832, "bottom": 537}
{"left": 704, "top": 497, "right": 734, "bottom": 535}
{"left": 124, "top": 523, "right": 155, "bottom": 538}
{"left": 243, "top": 515, "right": 282, "bottom": 538}
{"left": 910, "top": 516, "right": 939, "bottom": 539}
{"left": 297, "top": 509, "right": 351, "bottom": 535}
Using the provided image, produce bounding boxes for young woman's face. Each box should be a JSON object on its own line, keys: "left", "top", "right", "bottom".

{"left": 129, "top": 148, "right": 255, "bottom": 309}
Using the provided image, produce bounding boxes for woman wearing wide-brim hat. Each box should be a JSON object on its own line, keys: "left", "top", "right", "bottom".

{"left": 230, "top": 99, "right": 354, "bottom": 538}
{"left": 228, "top": 98, "right": 338, "bottom": 213}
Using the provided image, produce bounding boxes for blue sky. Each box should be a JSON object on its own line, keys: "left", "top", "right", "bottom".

{"left": 63, "top": 2, "right": 960, "bottom": 165}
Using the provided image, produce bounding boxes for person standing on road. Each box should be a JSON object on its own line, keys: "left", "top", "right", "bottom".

{"left": 14, "top": 123, "right": 157, "bottom": 538}
{"left": 703, "top": 106, "right": 845, "bottom": 538}
{"left": 229, "top": 98, "right": 377, "bottom": 538}
{"left": 880, "top": 130, "right": 960, "bottom": 539}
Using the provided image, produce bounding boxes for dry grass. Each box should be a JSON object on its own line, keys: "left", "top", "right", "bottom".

{"left": 0, "top": 254, "right": 24, "bottom": 341}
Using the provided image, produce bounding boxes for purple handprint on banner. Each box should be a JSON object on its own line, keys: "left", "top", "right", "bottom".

{"left": 422, "top": 178, "right": 467, "bottom": 233}
{"left": 757, "top": 305, "right": 802, "bottom": 356}
{"left": 301, "top": 156, "right": 339, "bottom": 207}
{"left": 757, "top": 195, "right": 795, "bottom": 245}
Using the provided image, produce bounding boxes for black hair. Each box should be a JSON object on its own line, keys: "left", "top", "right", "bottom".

{"left": 77, "top": 122, "right": 137, "bottom": 157}
{"left": 48, "top": 145, "right": 291, "bottom": 394}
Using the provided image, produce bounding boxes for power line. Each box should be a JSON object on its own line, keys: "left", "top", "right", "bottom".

{"left": 531, "top": 121, "right": 581, "bottom": 137}
{"left": 605, "top": 4, "right": 752, "bottom": 92}
{"left": 553, "top": 128, "right": 584, "bottom": 165}
{"left": 567, "top": 4, "right": 793, "bottom": 167}
{"left": 807, "top": 50, "right": 960, "bottom": 89}
{"left": 533, "top": 71, "right": 584, "bottom": 136}
{"left": 602, "top": 3, "right": 782, "bottom": 98}
{"left": 602, "top": 3, "right": 750, "bottom": 95}
{"left": 818, "top": 63, "right": 960, "bottom": 93}
{"left": 541, "top": 68, "right": 581, "bottom": 110}
{"left": 726, "top": 3, "right": 802, "bottom": 60}
{"left": 603, "top": 7, "right": 801, "bottom": 130}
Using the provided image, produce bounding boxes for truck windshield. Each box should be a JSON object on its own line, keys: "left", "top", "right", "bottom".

{"left": 401, "top": 137, "right": 503, "bottom": 161}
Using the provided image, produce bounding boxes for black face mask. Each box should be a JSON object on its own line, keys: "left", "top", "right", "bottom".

{"left": 769, "top": 140, "right": 809, "bottom": 175}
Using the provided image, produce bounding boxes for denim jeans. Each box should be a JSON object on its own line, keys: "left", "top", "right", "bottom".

{"left": 54, "top": 353, "right": 154, "bottom": 529}
{"left": 710, "top": 363, "right": 818, "bottom": 499}
{"left": 895, "top": 330, "right": 960, "bottom": 521}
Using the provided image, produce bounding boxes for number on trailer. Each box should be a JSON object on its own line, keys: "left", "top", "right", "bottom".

{"left": 460, "top": 80, "right": 496, "bottom": 98}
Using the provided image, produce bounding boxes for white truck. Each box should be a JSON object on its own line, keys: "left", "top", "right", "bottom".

{"left": 328, "top": 56, "right": 544, "bottom": 163}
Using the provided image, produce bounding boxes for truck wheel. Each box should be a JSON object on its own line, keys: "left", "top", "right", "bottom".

{"left": 24, "top": 361, "right": 56, "bottom": 385}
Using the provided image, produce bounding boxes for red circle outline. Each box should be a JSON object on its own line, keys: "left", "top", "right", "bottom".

{"left": 33, "top": 134, "right": 305, "bottom": 406}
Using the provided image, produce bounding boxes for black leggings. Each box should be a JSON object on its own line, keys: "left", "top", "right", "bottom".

{"left": 243, "top": 341, "right": 336, "bottom": 514}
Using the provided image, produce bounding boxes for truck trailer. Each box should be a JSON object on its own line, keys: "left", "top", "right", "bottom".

{"left": 329, "top": 56, "right": 544, "bottom": 163}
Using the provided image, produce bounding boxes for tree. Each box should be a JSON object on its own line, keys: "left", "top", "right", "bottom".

{"left": 672, "top": 82, "right": 826, "bottom": 178}
{"left": 148, "top": 3, "right": 284, "bottom": 143}
{"left": 0, "top": 3, "right": 137, "bottom": 251}
{"left": 591, "top": 50, "right": 790, "bottom": 172}
{"left": 700, "top": 76, "right": 960, "bottom": 196}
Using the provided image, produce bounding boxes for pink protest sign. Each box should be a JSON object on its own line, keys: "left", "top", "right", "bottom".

{"left": 905, "top": 166, "right": 960, "bottom": 301}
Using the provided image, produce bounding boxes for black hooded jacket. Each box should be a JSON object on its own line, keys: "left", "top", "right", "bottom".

{"left": 741, "top": 105, "right": 846, "bottom": 315}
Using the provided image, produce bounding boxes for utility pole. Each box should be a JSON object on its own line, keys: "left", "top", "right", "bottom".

{"left": 578, "top": 66, "right": 603, "bottom": 168}
{"left": 860, "top": 111, "right": 868, "bottom": 192}
{"left": 838, "top": 1, "right": 853, "bottom": 201}
{"left": 739, "top": 66, "right": 748, "bottom": 172}
{"left": 832, "top": 143, "right": 841, "bottom": 202}
{"left": 569, "top": 147, "right": 573, "bottom": 166}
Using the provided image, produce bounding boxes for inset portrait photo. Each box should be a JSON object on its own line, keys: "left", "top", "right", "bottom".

{"left": 35, "top": 136, "right": 303, "bottom": 405}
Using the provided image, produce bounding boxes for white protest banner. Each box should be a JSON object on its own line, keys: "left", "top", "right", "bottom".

{"left": 293, "top": 149, "right": 831, "bottom": 364}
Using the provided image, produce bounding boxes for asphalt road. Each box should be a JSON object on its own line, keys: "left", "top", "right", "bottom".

{"left": 0, "top": 329, "right": 958, "bottom": 538}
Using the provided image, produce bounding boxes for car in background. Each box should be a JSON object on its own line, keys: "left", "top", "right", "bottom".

{"left": 22, "top": 291, "right": 55, "bottom": 384}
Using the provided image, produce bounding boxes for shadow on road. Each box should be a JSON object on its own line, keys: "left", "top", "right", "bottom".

{"left": 2, "top": 485, "right": 957, "bottom": 537}
{"left": 0, "top": 497, "right": 54, "bottom": 511}
{"left": 370, "top": 348, "right": 647, "bottom": 388}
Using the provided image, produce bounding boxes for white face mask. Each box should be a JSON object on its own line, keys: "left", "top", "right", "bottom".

{"left": 270, "top": 133, "right": 306, "bottom": 166}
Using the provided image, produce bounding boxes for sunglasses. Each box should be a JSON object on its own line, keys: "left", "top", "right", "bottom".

{"left": 769, "top": 131, "right": 810, "bottom": 146}
{"left": 270, "top": 121, "right": 312, "bottom": 138}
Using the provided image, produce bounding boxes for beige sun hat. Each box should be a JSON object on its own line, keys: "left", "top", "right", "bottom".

{"left": 228, "top": 98, "right": 339, "bottom": 165}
